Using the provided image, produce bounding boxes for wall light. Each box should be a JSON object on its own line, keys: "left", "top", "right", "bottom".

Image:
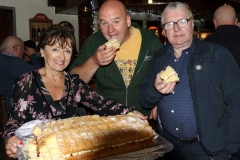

{"left": 148, "top": 0, "right": 153, "bottom": 4}
{"left": 84, "top": 6, "right": 88, "bottom": 12}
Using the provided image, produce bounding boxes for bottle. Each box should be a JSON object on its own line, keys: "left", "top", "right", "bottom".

{"left": 37, "top": 26, "right": 41, "bottom": 38}
{"left": 32, "top": 26, "right": 36, "bottom": 38}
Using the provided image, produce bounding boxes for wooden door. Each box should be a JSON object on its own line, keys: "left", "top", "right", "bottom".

{"left": 0, "top": 7, "right": 15, "bottom": 45}
{"left": 78, "top": 11, "right": 93, "bottom": 47}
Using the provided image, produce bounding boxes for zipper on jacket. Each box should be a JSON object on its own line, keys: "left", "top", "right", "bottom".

{"left": 104, "top": 68, "right": 106, "bottom": 79}
{"left": 125, "top": 50, "right": 149, "bottom": 106}
{"left": 125, "top": 87, "right": 128, "bottom": 106}
{"left": 129, "top": 50, "right": 149, "bottom": 86}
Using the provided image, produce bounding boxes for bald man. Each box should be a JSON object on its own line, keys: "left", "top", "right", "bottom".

{"left": 1, "top": 36, "right": 25, "bottom": 58}
{"left": 213, "top": 5, "right": 238, "bottom": 28}
{"left": 0, "top": 36, "right": 42, "bottom": 112}
{"left": 69, "top": 0, "right": 163, "bottom": 119}
{"left": 205, "top": 5, "right": 240, "bottom": 68}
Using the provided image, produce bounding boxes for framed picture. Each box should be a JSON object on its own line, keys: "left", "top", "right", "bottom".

{"left": 29, "top": 13, "right": 53, "bottom": 42}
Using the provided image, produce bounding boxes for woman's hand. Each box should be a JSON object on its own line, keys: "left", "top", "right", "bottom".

{"left": 5, "top": 136, "right": 23, "bottom": 159}
{"left": 130, "top": 110, "right": 149, "bottom": 124}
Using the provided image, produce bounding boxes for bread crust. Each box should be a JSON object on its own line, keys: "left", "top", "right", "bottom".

{"left": 65, "top": 138, "right": 154, "bottom": 160}
{"left": 24, "top": 115, "right": 156, "bottom": 160}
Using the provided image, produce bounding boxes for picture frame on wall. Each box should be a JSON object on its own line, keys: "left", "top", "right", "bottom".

{"left": 29, "top": 13, "right": 53, "bottom": 42}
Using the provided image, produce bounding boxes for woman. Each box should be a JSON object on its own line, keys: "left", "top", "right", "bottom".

{"left": 3, "top": 25, "right": 147, "bottom": 159}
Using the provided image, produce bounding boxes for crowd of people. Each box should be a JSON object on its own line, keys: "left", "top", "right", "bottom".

{"left": 1, "top": 0, "right": 240, "bottom": 159}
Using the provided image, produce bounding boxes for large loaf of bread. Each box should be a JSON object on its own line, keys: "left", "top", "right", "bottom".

{"left": 23, "top": 114, "right": 156, "bottom": 160}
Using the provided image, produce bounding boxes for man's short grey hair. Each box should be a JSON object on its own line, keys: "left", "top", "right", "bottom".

{"left": 161, "top": 2, "right": 193, "bottom": 25}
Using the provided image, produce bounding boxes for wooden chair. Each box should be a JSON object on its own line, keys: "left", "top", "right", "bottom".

{"left": 0, "top": 95, "right": 12, "bottom": 160}
{"left": 0, "top": 95, "right": 8, "bottom": 134}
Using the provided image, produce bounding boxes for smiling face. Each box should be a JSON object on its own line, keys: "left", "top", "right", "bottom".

{"left": 98, "top": 0, "right": 131, "bottom": 45}
{"left": 41, "top": 40, "right": 72, "bottom": 72}
{"left": 163, "top": 7, "right": 194, "bottom": 49}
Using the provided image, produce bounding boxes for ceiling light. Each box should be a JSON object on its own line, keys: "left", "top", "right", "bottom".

{"left": 148, "top": 0, "right": 153, "bottom": 4}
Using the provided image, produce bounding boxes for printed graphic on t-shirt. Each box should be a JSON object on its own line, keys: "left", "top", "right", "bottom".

{"left": 115, "top": 59, "right": 137, "bottom": 87}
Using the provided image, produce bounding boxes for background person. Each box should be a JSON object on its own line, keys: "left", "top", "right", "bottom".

{"left": 69, "top": 0, "right": 163, "bottom": 120}
{"left": 23, "top": 40, "right": 37, "bottom": 63}
{"left": 1, "top": 36, "right": 24, "bottom": 58}
{"left": 204, "top": 4, "right": 240, "bottom": 68}
{"left": 139, "top": 2, "right": 240, "bottom": 160}
{"left": 0, "top": 36, "right": 41, "bottom": 112}
{"left": 204, "top": 5, "right": 240, "bottom": 160}
{"left": 2, "top": 25, "right": 147, "bottom": 159}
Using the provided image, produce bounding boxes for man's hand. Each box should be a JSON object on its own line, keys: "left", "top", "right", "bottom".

{"left": 25, "top": 46, "right": 36, "bottom": 57}
{"left": 149, "top": 106, "right": 157, "bottom": 120}
{"left": 154, "top": 70, "right": 176, "bottom": 94}
{"left": 5, "top": 136, "right": 23, "bottom": 159}
{"left": 90, "top": 44, "right": 116, "bottom": 66}
{"left": 70, "top": 43, "right": 117, "bottom": 84}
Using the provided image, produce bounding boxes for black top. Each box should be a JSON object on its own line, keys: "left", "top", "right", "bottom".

{"left": 204, "top": 25, "right": 240, "bottom": 68}
{"left": 0, "top": 52, "right": 42, "bottom": 111}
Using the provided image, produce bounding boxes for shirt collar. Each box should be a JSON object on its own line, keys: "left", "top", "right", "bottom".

{"left": 0, "top": 51, "right": 17, "bottom": 57}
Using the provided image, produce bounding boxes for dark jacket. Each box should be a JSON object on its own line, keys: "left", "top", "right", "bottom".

{"left": 0, "top": 52, "right": 41, "bottom": 112}
{"left": 69, "top": 23, "right": 163, "bottom": 116}
{"left": 204, "top": 25, "right": 240, "bottom": 68}
{"left": 139, "top": 36, "right": 240, "bottom": 156}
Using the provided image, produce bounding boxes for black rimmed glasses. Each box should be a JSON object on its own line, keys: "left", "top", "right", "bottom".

{"left": 162, "top": 18, "right": 192, "bottom": 30}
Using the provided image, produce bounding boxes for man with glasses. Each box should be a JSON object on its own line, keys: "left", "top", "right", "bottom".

{"left": 1, "top": 36, "right": 24, "bottom": 58}
{"left": 0, "top": 36, "right": 42, "bottom": 112}
{"left": 140, "top": 2, "right": 240, "bottom": 160}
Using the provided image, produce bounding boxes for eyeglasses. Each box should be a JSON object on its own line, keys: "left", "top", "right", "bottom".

{"left": 14, "top": 45, "right": 24, "bottom": 49}
{"left": 7, "top": 45, "right": 24, "bottom": 49}
{"left": 10, "top": 45, "right": 24, "bottom": 52}
{"left": 162, "top": 18, "right": 192, "bottom": 30}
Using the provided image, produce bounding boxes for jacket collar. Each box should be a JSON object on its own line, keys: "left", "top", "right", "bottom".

{"left": 193, "top": 35, "right": 208, "bottom": 54}
{"left": 216, "top": 25, "right": 240, "bottom": 33}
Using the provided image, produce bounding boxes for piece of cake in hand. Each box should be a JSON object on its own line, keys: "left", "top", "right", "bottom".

{"left": 160, "top": 66, "right": 179, "bottom": 82}
{"left": 105, "top": 38, "right": 120, "bottom": 50}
